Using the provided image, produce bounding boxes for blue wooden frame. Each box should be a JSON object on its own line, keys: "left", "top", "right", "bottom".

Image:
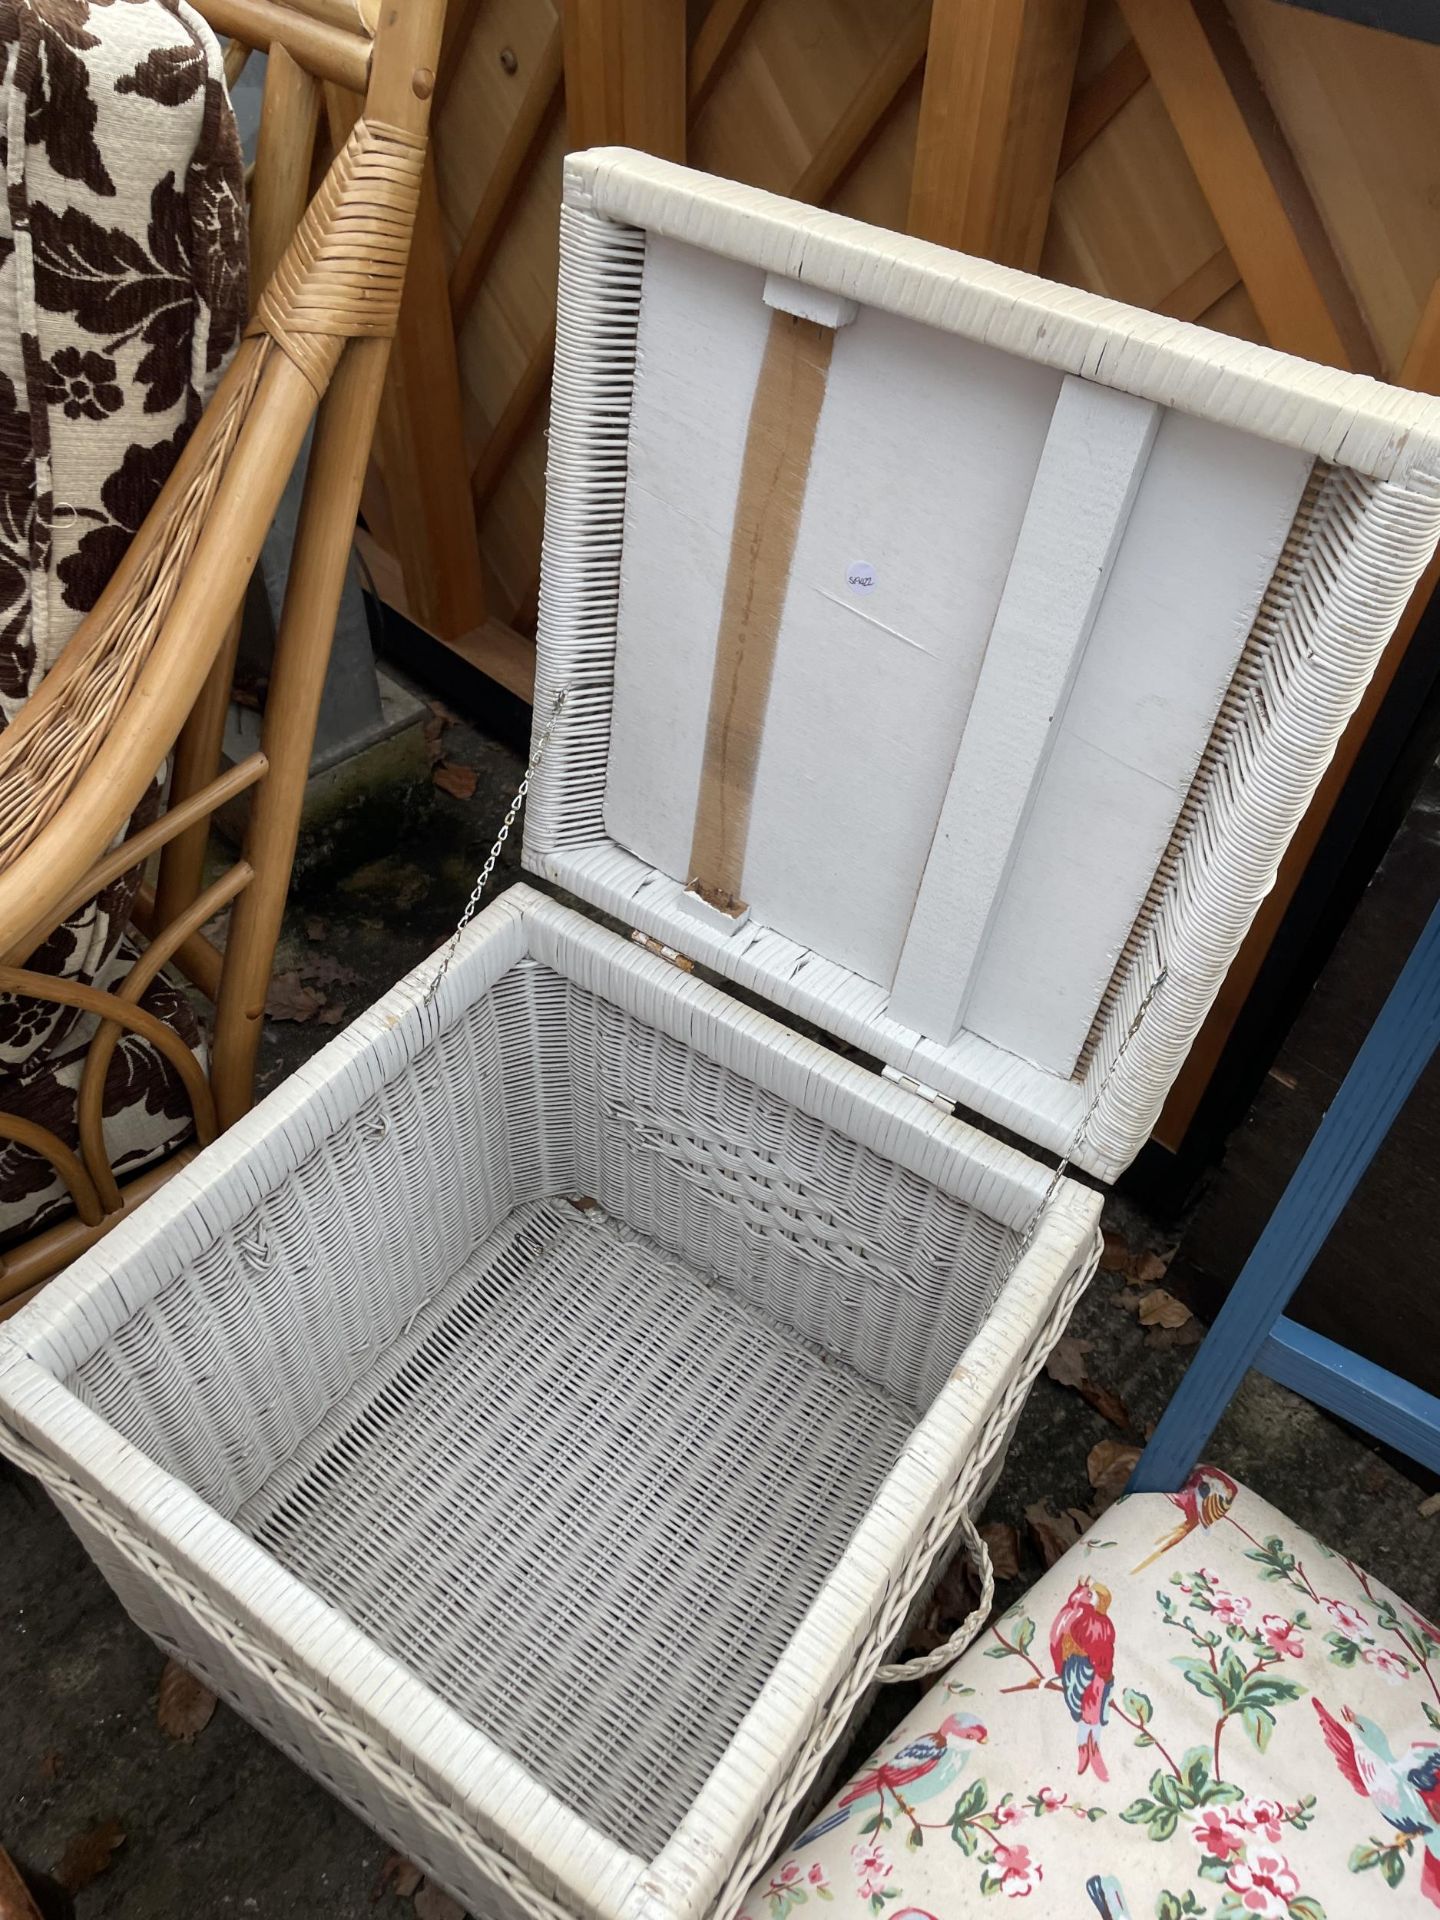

{"left": 1130, "top": 893, "right": 1440, "bottom": 1495}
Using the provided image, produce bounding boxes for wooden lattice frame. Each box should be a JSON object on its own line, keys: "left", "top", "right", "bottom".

{"left": 0, "top": 0, "right": 447, "bottom": 1315}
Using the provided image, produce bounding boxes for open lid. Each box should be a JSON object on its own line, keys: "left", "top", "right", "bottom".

{"left": 524, "top": 149, "right": 1440, "bottom": 1181}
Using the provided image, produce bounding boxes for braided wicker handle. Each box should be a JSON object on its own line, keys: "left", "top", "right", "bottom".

{"left": 873, "top": 1509, "right": 995, "bottom": 1684}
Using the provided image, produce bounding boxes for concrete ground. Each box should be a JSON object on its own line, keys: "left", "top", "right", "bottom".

{"left": 2, "top": 683, "right": 1435, "bottom": 1917}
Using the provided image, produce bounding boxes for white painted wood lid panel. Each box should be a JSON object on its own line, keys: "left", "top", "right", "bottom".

{"left": 526, "top": 152, "right": 1440, "bottom": 1174}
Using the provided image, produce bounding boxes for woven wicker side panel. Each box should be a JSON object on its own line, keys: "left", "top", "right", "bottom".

{"left": 568, "top": 987, "right": 1018, "bottom": 1412}
{"left": 1081, "top": 462, "right": 1440, "bottom": 1170}
{"left": 67, "top": 963, "right": 568, "bottom": 1515}
{"left": 55, "top": 1494, "right": 557, "bottom": 1920}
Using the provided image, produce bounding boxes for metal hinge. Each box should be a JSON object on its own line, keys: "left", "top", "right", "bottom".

{"left": 881, "top": 1064, "right": 955, "bottom": 1113}
{"left": 630, "top": 929, "right": 696, "bottom": 973}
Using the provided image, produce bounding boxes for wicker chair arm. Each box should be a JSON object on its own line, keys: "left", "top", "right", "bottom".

{"left": 0, "top": 100, "right": 425, "bottom": 963}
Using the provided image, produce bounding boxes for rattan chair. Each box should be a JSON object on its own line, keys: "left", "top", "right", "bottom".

{"left": 0, "top": 0, "right": 445, "bottom": 1316}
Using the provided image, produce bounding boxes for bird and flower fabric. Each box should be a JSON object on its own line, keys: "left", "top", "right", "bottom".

{"left": 0, "top": 0, "right": 245, "bottom": 1242}
{"left": 745, "top": 1474, "right": 1440, "bottom": 1916}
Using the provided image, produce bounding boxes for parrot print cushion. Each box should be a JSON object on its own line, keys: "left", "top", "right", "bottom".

{"left": 744, "top": 1473, "right": 1440, "bottom": 1917}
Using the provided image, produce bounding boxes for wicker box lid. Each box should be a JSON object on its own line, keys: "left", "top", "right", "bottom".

{"left": 525, "top": 149, "right": 1440, "bottom": 1179}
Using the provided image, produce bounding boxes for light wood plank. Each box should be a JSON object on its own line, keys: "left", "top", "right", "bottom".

{"left": 1157, "top": 245, "right": 1239, "bottom": 323}
{"left": 562, "top": 0, "right": 685, "bottom": 158}
{"left": 434, "top": 0, "right": 484, "bottom": 112}
{"left": 689, "top": 0, "right": 763, "bottom": 117}
{"left": 374, "top": 155, "right": 489, "bottom": 640}
{"left": 1117, "top": 0, "right": 1377, "bottom": 371}
{"left": 907, "top": 0, "right": 1087, "bottom": 270}
{"left": 449, "top": 21, "right": 564, "bottom": 328}
{"left": 1044, "top": 79, "right": 1223, "bottom": 314}
{"left": 1227, "top": 0, "right": 1440, "bottom": 379}
{"left": 792, "top": 11, "right": 929, "bottom": 207}
{"left": 1058, "top": 37, "right": 1146, "bottom": 172}
{"left": 471, "top": 320, "right": 556, "bottom": 511}
{"left": 890, "top": 376, "right": 1159, "bottom": 1039}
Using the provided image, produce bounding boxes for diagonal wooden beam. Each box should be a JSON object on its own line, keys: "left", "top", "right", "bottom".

{"left": 449, "top": 21, "right": 564, "bottom": 329}
{"left": 561, "top": 0, "right": 686, "bottom": 159}
{"left": 1057, "top": 37, "right": 1147, "bottom": 173}
{"left": 434, "top": 0, "right": 483, "bottom": 114}
{"left": 1157, "top": 246, "right": 1240, "bottom": 324}
{"left": 377, "top": 155, "right": 489, "bottom": 637}
{"left": 689, "top": 0, "right": 763, "bottom": 118}
{"left": 792, "top": 9, "right": 929, "bottom": 207}
{"left": 471, "top": 321, "right": 557, "bottom": 513}
{"left": 907, "top": 0, "right": 1086, "bottom": 270}
{"left": 1116, "top": 0, "right": 1377, "bottom": 372}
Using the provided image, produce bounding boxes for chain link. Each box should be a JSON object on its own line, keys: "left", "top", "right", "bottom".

{"left": 423, "top": 676, "right": 1165, "bottom": 1262}
{"left": 1007, "top": 961, "right": 1168, "bottom": 1261}
{"left": 423, "top": 688, "right": 570, "bottom": 1005}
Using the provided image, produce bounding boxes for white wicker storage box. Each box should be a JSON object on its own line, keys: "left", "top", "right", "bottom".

{"left": 6, "top": 149, "right": 1440, "bottom": 1920}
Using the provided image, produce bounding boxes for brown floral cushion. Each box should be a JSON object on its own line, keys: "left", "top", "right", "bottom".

{"left": 0, "top": 0, "right": 246, "bottom": 1244}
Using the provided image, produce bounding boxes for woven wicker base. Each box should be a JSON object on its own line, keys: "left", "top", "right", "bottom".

{"left": 234, "top": 1196, "right": 914, "bottom": 1858}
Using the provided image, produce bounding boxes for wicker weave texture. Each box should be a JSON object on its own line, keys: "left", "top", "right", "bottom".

{"left": 1, "top": 893, "right": 1102, "bottom": 1920}
{"left": 233, "top": 1196, "right": 913, "bottom": 1856}
{"left": 69, "top": 961, "right": 1018, "bottom": 1532}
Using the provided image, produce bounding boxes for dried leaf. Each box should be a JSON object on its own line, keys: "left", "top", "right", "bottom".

{"left": 373, "top": 1853, "right": 423, "bottom": 1900}
{"left": 413, "top": 1883, "right": 466, "bottom": 1920}
{"left": 1077, "top": 1378, "right": 1133, "bottom": 1432}
{"left": 1419, "top": 1491, "right": 1440, "bottom": 1519}
{"left": 1130, "top": 1250, "right": 1170, "bottom": 1287}
{"left": 265, "top": 971, "right": 326, "bottom": 1024}
{"left": 933, "top": 1549, "right": 982, "bottom": 1624}
{"left": 300, "top": 955, "right": 360, "bottom": 990}
{"left": 1145, "top": 1319, "right": 1203, "bottom": 1352}
{"left": 0, "top": 1847, "right": 44, "bottom": 1920}
{"left": 1110, "top": 1288, "right": 1143, "bottom": 1317}
{"left": 433, "top": 761, "right": 478, "bottom": 800}
{"left": 1098, "top": 1228, "right": 1130, "bottom": 1272}
{"left": 1045, "top": 1335, "right": 1133, "bottom": 1432}
{"left": 426, "top": 699, "right": 460, "bottom": 729}
{"left": 1025, "top": 1501, "right": 1082, "bottom": 1569}
{"left": 37, "top": 1751, "right": 61, "bottom": 1782}
{"left": 1087, "top": 1439, "right": 1142, "bottom": 1509}
{"left": 55, "top": 1819, "right": 124, "bottom": 1893}
{"left": 304, "top": 916, "right": 328, "bottom": 943}
{"left": 316, "top": 1003, "right": 346, "bottom": 1027}
{"left": 1137, "top": 1288, "right": 1193, "bottom": 1330}
{"left": 979, "top": 1521, "right": 1021, "bottom": 1582}
{"left": 157, "top": 1658, "right": 217, "bottom": 1742}
{"left": 1044, "top": 1336, "right": 1093, "bottom": 1390}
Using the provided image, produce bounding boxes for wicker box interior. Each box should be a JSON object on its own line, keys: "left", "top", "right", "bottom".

{"left": 61, "top": 945, "right": 1028, "bottom": 1862}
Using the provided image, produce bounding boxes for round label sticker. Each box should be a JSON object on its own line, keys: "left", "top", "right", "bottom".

{"left": 846, "top": 561, "right": 876, "bottom": 595}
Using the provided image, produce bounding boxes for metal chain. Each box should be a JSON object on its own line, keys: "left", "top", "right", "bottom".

{"left": 424, "top": 674, "right": 1165, "bottom": 1254}
{"left": 1007, "top": 961, "right": 1169, "bottom": 1263}
{"left": 423, "top": 688, "right": 570, "bottom": 1005}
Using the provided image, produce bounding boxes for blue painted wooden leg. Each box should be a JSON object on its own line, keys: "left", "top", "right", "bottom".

{"left": 1129, "top": 893, "right": 1440, "bottom": 1495}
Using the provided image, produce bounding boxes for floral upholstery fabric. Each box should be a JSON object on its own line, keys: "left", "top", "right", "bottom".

{"left": 0, "top": 0, "right": 245, "bottom": 1242}
{"left": 748, "top": 1475, "right": 1440, "bottom": 1918}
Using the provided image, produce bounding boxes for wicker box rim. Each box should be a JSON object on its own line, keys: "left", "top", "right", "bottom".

{"left": 0, "top": 884, "right": 1102, "bottom": 1920}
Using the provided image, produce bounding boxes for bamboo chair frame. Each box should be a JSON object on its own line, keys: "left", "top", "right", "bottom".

{"left": 0, "top": 0, "right": 446, "bottom": 1316}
